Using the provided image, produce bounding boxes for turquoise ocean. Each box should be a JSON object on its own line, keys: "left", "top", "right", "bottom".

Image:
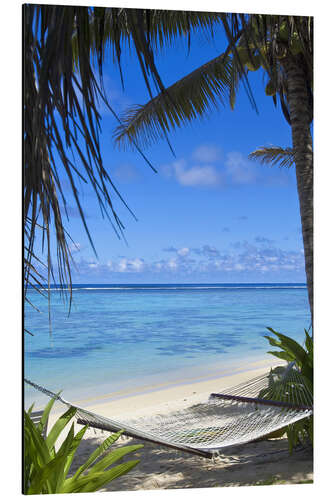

{"left": 24, "top": 283, "right": 310, "bottom": 408}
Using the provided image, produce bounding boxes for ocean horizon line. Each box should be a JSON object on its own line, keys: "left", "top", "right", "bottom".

{"left": 27, "top": 282, "right": 307, "bottom": 291}
{"left": 28, "top": 281, "right": 307, "bottom": 286}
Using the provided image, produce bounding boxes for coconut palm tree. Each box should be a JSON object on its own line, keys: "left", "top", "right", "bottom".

{"left": 113, "top": 14, "right": 313, "bottom": 321}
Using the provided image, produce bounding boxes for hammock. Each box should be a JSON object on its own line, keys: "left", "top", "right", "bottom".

{"left": 24, "top": 366, "right": 313, "bottom": 459}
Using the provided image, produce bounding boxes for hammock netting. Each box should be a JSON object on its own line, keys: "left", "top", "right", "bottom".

{"left": 25, "top": 366, "right": 313, "bottom": 459}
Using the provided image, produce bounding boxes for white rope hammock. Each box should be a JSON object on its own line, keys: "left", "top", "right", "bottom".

{"left": 25, "top": 366, "right": 313, "bottom": 459}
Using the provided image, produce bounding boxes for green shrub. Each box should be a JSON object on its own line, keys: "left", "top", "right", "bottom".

{"left": 24, "top": 397, "right": 143, "bottom": 494}
{"left": 260, "top": 328, "right": 313, "bottom": 453}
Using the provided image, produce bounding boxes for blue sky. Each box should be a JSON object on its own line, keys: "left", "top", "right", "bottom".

{"left": 46, "top": 22, "right": 306, "bottom": 284}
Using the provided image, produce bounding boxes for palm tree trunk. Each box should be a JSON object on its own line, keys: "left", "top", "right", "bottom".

{"left": 283, "top": 55, "right": 313, "bottom": 323}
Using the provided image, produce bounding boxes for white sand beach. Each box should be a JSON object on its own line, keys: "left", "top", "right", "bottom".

{"left": 45, "top": 358, "right": 313, "bottom": 491}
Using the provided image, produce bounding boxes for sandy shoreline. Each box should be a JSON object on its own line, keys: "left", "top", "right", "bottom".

{"left": 48, "top": 357, "right": 280, "bottom": 419}
{"left": 43, "top": 357, "right": 313, "bottom": 491}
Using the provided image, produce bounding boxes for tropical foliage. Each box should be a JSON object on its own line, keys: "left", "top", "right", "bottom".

{"left": 260, "top": 328, "right": 313, "bottom": 452}
{"left": 114, "top": 15, "right": 313, "bottom": 147}
{"left": 24, "top": 397, "right": 142, "bottom": 494}
{"left": 264, "top": 327, "right": 313, "bottom": 384}
{"left": 112, "top": 14, "right": 313, "bottom": 319}
{"left": 114, "top": 15, "right": 312, "bottom": 148}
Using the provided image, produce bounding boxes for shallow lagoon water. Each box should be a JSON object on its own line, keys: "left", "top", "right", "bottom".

{"left": 24, "top": 284, "right": 310, "bottom": 407}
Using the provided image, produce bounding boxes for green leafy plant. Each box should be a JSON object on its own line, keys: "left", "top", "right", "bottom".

{"left": 24, "top": 397, "right": 143, "bottom": 494}
{"left": 264, "top": 327, "right": 313, "bottom": 386}
{"left": 260, "top": 328, "right": 313, "bottom": 453}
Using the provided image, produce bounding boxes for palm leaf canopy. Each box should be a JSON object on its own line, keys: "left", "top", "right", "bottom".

{"left": 113, "top": 14, "right": 313, "bottom": 150}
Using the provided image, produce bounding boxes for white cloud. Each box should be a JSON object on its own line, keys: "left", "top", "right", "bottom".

{"left": 192, "top": 144, "right": 221, "bottom": 163}
{"left": 177, "top": 247, "right": 190, "bottom": 257}
{"left": 163, "top": 159, "right": 222, "bottom": 187}
{"left": 116, "top": 258, "right": 145, "bottom": 273}
{"left": 160, "top": 147, "right": 286, "bottom": 189}
{"left": 72, "top": 240, "right": 305, "bottom": 280}
{"left": 167, "top": 258, "right": 178, "bottom": 270}
{"left": 265, "top": 256, "right": 278, "bottom": 262}
{"left": 88, "top": 262, "right": 98, "bottom": 269}
{"left": 130, "top": 258, "right": 145, "bottom": 272}
{"left": 117, "top": 259, "right": 128, "bottom": 272}
{"left": 225, "top": 151, "right": 258, "bottom": 184}
{"left": 176, "top": 164, "right": 221, "bottom": 187}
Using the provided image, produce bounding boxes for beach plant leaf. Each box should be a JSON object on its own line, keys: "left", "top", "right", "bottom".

{"left": 62, "top": 425, "right": 89, "bottom": 478}
{"left": 265, "top": 330, "right": 307, "bottom": 363}
{"left": 265, "top": 328, "right": 312, "bottom": 382}
{"left": 261, "top": 328, "right": 313, "bottom": 453}
{"left": 52, "top": 422, "right": 77, "bottom": 492}
{"left": 88, "top": 444, "right": 144, "bottom": 474}
{"left": 27, "top": 450, "right": 69, "bottom": 494}
{"left": 61, "top": 461, "right": 140, "bottom": 493}
{"left": 24, "top": 412, "right": 50, "bottom": 466}
{"left": 73, "top": 428, "right": 124, "bottom": 479}
{"left": 26, "top": 403, "right": 35, "bottom": 416}
{"left": 24, "top": 401, "right": 142, "bottom": 494}
{"left": 35, "top": 394, "right": 57, "bottom": 437}
{"left": 45, "top": 406, "right": 77, "bottom": 451}
{"left": 266, "top": 350, "right": 294, "bottom": 363}
{"left": 28, "top": 427, "right": 77, "bottom": 494}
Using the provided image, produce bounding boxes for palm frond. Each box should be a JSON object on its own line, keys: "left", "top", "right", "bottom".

{"left": 24, "top": 5, "right": 178, "bottom": 309}
{"left": 88, "top": 9, "right": 224, "bottom": 54}
{"left": 248, "top": 146, "right": 295, "bottom": 168}
{"left": 114, "top": 51, "right": 235, "bottom": 149}
{"left": 24, "top": 5, "right": 179, "bottom": 331}
{"left": 142, "top": 10, "right": 224, "bottom": 50}
{"left": 24, "top": 5, "right": 109, "bottom": 303}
